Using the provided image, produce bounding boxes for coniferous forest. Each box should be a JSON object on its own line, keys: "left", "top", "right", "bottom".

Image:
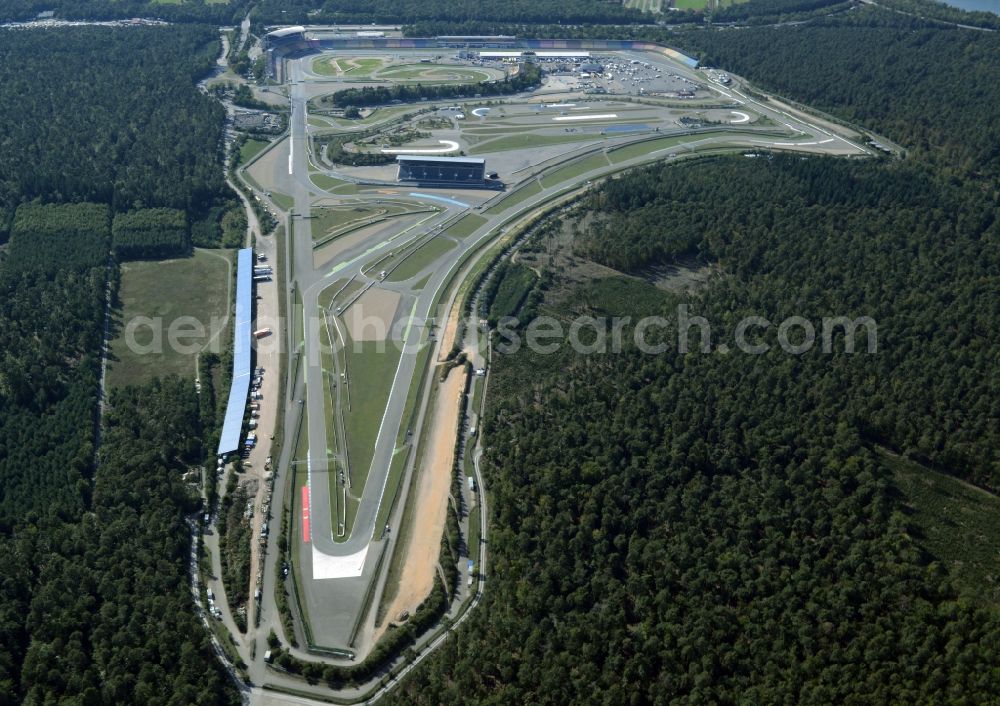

{"left": 384, "top": 7, "right": 1000, "bottom": 705}
{"left": 0, "top": 27, "right": 227, "bottom": 213}
{"left": 0, "top": 26, "right": 238, "bottom": 704}
{"left": 677, "top": 12, "right": 1000, "bottom": 177}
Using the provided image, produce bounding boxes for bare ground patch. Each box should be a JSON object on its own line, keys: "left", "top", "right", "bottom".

{"left": 647, "top": 257, "right": 720, "bottom": 294}
{"left": 373, "top": 366, "right": 466, "bottom": 641}
{"left": 437, "top": 295, "right": 462, "bottom": 362}
{"left": 343, "top": 287, "right": 401, "bottom": 342}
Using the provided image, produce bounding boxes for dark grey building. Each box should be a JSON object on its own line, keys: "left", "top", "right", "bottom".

{"left": 396, "top": 155, "right": 486, "bottom": 187}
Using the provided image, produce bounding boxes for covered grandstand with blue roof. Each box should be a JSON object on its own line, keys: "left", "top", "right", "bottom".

{"left": 218, "top": 248, "right": 254, "bottom": 457}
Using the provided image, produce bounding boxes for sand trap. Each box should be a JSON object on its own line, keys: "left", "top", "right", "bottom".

{"left": 344, "top": 287, "right": 401, "bottom": 342}
{"left": 375, "top": 366, "right": 466, "bottom": 635}
{"left": 381, "top": 140, "right": 460, "bottom": 155}
{"left": 471, "top": 107, "right": 491, "bottom": 117}
{"left": 730, "top": 111, "right": 751, "bottom": 124}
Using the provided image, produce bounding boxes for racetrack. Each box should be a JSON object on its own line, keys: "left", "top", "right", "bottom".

{"left": 230, "top": 44, "right": 871, "bottom": 689}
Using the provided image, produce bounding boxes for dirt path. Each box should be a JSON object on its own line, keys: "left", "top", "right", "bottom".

{"left": 437, "top": 294, "right": 462, "bottom": 362}
{"left": 373, "top": 366, "right": 467, "bottom": 641}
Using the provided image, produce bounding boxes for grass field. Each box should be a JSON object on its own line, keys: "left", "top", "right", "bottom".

{"left": 445, "top": 214, "right": 487, "bottom": 239}
{"left": 386, "top": 236, "right": 457, "bottom": 282}
{"left": 374, "top": 348, "right": 439, "bottom": 626}
{"left": 666, "top": 0, "right": 749, "bottom": 9}
{"left": 241, "top": 170, "right": 263, "bottom": 192}
{"left": 487, "top": 179, "right": 543, "bottom": 214}
{"left": 307, "top": 116, "right": 336, "bottom": 129}
{"left": 469, "top": 375, "right": 484, "bottom": 418}
{"left": 270, "top": 192, "right": 294, "bottom": 211}
{"left": 608, "top": 135, "right": 695, "bottom": 163}
{"left": 319, "top": 312, "right": 346, "bottom": 537}
{"left": 624, "top": 0, "right": 665, "bottom": 11}
{"left": 374, "top": 447, "right": 410, "bottom": 541}
{"left": 310, "top": 173, "right": 358, "bottom": 194}
{"left": 318, "top": 278, "right": 360, "bottom": 311}
{"left": 468, "top": 131, "right": 599, "bottom": 155}
{"left": 311, "top": 201, "right": 437, "bottom": 245}
{"left": 312, "top": 56, "right": 386, "bottom": 78}
{"left": 290, "top": 414, "right": 314, "bottom": 640}
{"left": 604, "top": 132, "right": 764, "bottom": 165}
{"left": 375, "top": 64, "right": 492, "bottom": 83}
{"left": 311, "top": 105, "right": 417, "bottom": 130}
{"left": 540, "top": 152, "right": 612, "bottom": 189}
{"left": 343, "top": 337, "right": 403, "bottom": 492}
{"left": 239, "top": 138, "right": 270, "bottom": 165}
{"left": 108, "top": 249, "right": 232, "bottom": 388}
{"left": 467, "top": 491, "right": 482, "bottom": 562}
{"left": 883, "top": 450, "right": 1000, "bottom": 609}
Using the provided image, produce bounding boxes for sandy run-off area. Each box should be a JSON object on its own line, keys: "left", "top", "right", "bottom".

{"left": 375, "top": 365, "right": 466, "bottom": 638}
{"left": 344, "top": 287, "right": 400, "bottom": 342}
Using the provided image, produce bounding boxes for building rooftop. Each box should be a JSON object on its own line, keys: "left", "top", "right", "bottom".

{"left": 217, "top": 248, "right": 253, "bottom": 456}
{"left": 395, "top": 155, "right": 486, "bottom": 165}
{"left": 267, "top": 26, "right": 306, "bottom": 38}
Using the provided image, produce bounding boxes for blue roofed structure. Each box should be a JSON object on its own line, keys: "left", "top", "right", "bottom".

{"left": 218, "top": 248, "right": 254, "bottom": 456}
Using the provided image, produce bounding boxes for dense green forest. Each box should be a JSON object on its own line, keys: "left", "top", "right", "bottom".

{"left": 386, "top": 152, "right": 1000, "bottom": 705}
{"left": 8, "top": 203, "right": 111, "bottom": 273}
{"left": 0, "top": 0, "right": 246, "bottom": 23}
{"left": 0, "top": 206, "right": 108, "bottom": 528}
{"left": 875, "top": 0, "right": 1000, "bottom": 28}
{"left": 678, "top": 11, "right": 1000, "bottom": 176}
{"left": 218, "top": 477, "right": 254, "bottom": 632}
{"left": 1, "top": 2, "right": 999, "bottom": 703}
{"left": 112, "top": 208, "right": 190, "bottom": 261}
{"left": 0, "top": 197, "right": 237, "bottom": 705}
{"left": 0, "top": 0, "right": 646, "bottom": 25}
{"left": 3, "top": 379, "right": 239, "bottom": 705}
{"left": 251, "top": 0, "right": 647, "bottom": 25}
{"left": 0, "top": 26, "right": 227, "bottom": 213}
{"left": 709, "top": 0, "right": 850, "bottom": 23}
{"left": 327, "top": 63, "right": 542, "bottom": 108}
{"left": 0, "top": 24, "right": 239, "bottom": 704}
{"left": 575, "top": 156, "right": 999, "bottom": 488}
{"left": 484, "top": 260, "right": 539, "bottom": 327}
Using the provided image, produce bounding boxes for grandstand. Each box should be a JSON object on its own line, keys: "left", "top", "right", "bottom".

{"left": 396, "top": 155, "right": 487, "bottom": 187}
{"left": 217, "top": 248, "right": 253, "bottom": 457}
